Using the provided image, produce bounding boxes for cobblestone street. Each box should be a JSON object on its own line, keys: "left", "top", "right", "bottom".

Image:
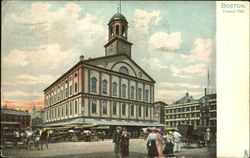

{"left": 2, "top": 139, "right": 216, "bottom": 158}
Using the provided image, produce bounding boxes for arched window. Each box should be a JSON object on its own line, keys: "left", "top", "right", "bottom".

{"left": 145, "top": 106, "right": 149, "bottom": 117}
{"left": 102, "top": 80, "right": 108, "bottom": 94}
{"left": 130, "top": 104, "right": 134, "bottom": 117}
{"left": 92, "top": 99, "right": 97, "bottom": 114}
{"left": 112, "top": 82, "right": 118, "bottom": 96}
{"left": 145, "top": 89, "right": 149, "bottom": 101}
{"left": 138, "top": 105, "right": 142, "bottom": 117}
{"left": 110, "top": 26, "right": 113, "bottom": 36}
{"left": 113, "top": 101, "right": 117, "bottom": 115}
{"left": 122, "top": 84, "right": 127, "bottom": 98}
{"left": 122, "top": 26, "right": 126, "bottom": 36}
{"left": 122, "top": 103, "right": 126, "bottom": 115}
{"left": 91, "top": 77, "right": 97, "bottom": 93}
{"left": 119, "top": 66, "right": 129, "bottom": 75}
{"left": 116, "top": 25, "right": 119, "bottom": 35}
{"left": 130, "top": 86, "right": 135, "bottom": 99}
{"left": 138, "top": 88, "right": 142, "bottom": 100}
{"left": 102, "top": 101, "right": 107, "bottom": 115}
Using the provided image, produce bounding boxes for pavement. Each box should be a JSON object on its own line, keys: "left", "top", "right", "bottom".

{"left": 1, "top": 139, "right": 216, "bottom": 158}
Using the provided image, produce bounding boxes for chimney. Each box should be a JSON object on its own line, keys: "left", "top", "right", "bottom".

{"left": 186, "top": 92, "right": 189, "bottom": 97}
{"left": 204, "top": 88, "right": 207, "bottom": 96}
{"left": 80, "top": 55, "right": 84, "bottom": 61}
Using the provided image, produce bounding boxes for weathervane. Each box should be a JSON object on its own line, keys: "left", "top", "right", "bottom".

{"left": 117, "top": 0, "right": 122, "bottom": 13}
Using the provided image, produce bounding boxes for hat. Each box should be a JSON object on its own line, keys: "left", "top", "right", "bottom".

{"left": 207, "top": 128, "right": 210, "bottom": 131}
{"left": 168, "top": 131, "right": 173, "bottom": 134}
{"left": 149, "top": 127, "right": 158, "bottom": 131}
{"left": 116, "top": 126, "right": 122, "bottom": 130}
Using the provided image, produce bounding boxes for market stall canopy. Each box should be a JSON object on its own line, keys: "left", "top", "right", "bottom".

{"left": 44, "top": 117, "right": 165, "bottom": 127}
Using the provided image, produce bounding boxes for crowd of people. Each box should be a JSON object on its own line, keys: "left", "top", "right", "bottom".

{"left": 111, "top": 126, "right": 183, "bottom": 158}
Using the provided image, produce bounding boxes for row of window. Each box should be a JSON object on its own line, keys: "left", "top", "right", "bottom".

{"left": 46, "top": 82, "right": 78, "bottom": 107}
{"left": 165, "top": 112, "right": 216, "bottom": 119}
{"left": 91, "top": 100, "right": 151, "bottom": 118}
{"left": 166, "top": 120, "right": 216, "bottom": 127}
{"left": 166, "top": 106, "right": 200, "bottom": 113}
{"left": 46, "top": 100, "right": 79, "bottom": 121}
{"left": 91, "top": 77, "right": 150, "bottom": 101}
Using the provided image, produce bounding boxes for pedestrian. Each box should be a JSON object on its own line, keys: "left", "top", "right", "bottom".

{"left": 112, "top": 126, "right": 122, "bottom": 157}
{"left": 24, "top": 127, "right": 33, "bottom": 150}
{"left": 34, "top": 128, "right": 42, "bottom": 150}
{"left": 146, "top": 128, "right": 158, "bottom": 158}
{"left": 173, "top": 129, "right": 182, "bottom": 153}
{"left": 163, "top": 131, "right": 174, "bottom": 155}
{"left": 204, "top": 128, "right": 212, "bottom": 151}
{"left": 13, "top": 129, "right": 20, "bottom": 148}
{"left": 101, "top": 131, "right": 105, "bottom": 141}
{"left": 121, "top": 128, "right": 130, "bottom": 158}
{"left": 40, "top": 128, "right": 49, "bottom": 150}
{"left": 156, "top": 129, "right": 163, "bottom": 158}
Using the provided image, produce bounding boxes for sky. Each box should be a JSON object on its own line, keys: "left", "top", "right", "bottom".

{"left": 1, "top": 1, "right": 216, "bottom": 111}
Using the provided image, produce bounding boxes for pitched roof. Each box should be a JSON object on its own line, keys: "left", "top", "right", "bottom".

{"left": 1, "top": 109, "right": 30, "bottom": 116}
{"left": 174, "top": 93, "right": 196, "bottom": 104}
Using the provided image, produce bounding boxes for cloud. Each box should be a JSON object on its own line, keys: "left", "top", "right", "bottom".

{"left": 160, "top": 82, "right": 204, "bottom": 89}
{"left": 145, "top": 58, "right": 168, "bottom": 69}
{"left": 129, "top": 9, "right": 162, "bottom": 47}
{"left": 10, "top": 2, "right": 105, "bottom": 54}
{"left": 3, "top": 44, "right": 74, "bottom": 69}
{"left": 1, "top": 98, "right": 44, "bottom": 111}
{"left": 170, "top": 64, "right": 206, "bottom": 78}
{"left": 3, "top": 90, "right": 43, "bottom": 97}
{"left": 149, "top": 32, "right": 182, "bottom": 52}
{"left": 181, "top": 38, "right": 213, "bottom": 63}
{"left": 1, "top": 74, "right": 59, "bottom": 86}
{"left": 130, "top": 9, "right": 162, "bottom": 33}
{"left": 3, "top": 49, "right": 29, "bottom": 66}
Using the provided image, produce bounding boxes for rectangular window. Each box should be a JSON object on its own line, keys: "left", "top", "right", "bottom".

{"left": 70, "top": 85, "right": 73, "bottom": 95}
{"left": 102, "top": 101, "right": 107, "bottom": 115}
{"left": 113, "top": 102, "right": 117, "bottom": 115}
{"left": 122, "top": 103, "right": 126, "bottom": 115}
{"left": 130, "top": 86, "right": 134, "bottom": 99}
{"left": 130, "top": 104, "right": 134, "bottom": 117}
{"left": 75, "top": 100, "right": 78, "bottom": 114}
{"left": 66, "top": 104, "right": 68, "bottom": 116}
{"left": 70, "top": 102, "right": 73, "bottom": 115}
{"left": 75, "top": 83, "right": 78, "bottom": 93}
{"left": 65, "top": 88, "right": 68, "bottom": 98}
{"left": 92, "top": 100, "right": 97, "bottom": 114}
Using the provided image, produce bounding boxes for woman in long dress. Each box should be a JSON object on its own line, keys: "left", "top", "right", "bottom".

{"left": 147, "top": 129, "right": 158, "bottom": 158}
{"left": 156, "top": 130, "right": 163, "bottom": 158}
{"left": 121, "top": 128, "right": 130, "bottom": 158}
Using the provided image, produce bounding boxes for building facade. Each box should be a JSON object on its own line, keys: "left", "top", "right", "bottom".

{"left": 43, "top": 13, "right": 162, "bottom": 130}
{"left": 1, "top": 108, "right": 31, "bottom": 129}
{"left": 165, "top": 92, "right": 216, "bottom": 132}
{"left": 153, "top": 101, "right": 167, "bottom": 125}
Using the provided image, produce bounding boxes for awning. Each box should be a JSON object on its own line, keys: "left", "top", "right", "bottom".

{"left": 84, "top": 118, "right": 165, "bottom": 127}
{"left": 43, "top": 117, "right": 166, "bottom": 127}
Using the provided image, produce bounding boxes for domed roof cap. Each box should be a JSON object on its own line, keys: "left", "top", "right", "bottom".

{"left": 109, "top": 13, "right": 127, "bottom": 23}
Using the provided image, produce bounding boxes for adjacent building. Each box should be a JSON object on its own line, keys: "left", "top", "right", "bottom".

{"left": 165, "top": 91, "right": 216, "bottom": 133}
{"left": 153, "top": 101, "right": 167, "bottom": 125}
{"left": 1, "top": 107, "right": 31, "bottom": 129}
{"left": 43, "top": 12, "right": 163, "bottom": 132}
{"left": 31, "top": 105, "right": 45, "bottom": 127}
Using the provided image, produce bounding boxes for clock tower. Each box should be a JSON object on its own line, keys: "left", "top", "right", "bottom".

{"left": 104, "top": 13, "right": 133, "bottom": 57}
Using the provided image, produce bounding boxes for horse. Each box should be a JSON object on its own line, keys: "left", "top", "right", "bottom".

{"left": 40, "top": 129, "right": 49, "bottom": 150}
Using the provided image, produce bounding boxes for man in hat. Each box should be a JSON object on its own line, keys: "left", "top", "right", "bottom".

{"left": 121, "top": 128, "right": 130, "bottom": 157}
{"left": 112, "top": 126, "right": 122, "bottom": 157}
{"left": 173, "top": 129, "right": 182, "bottom": 153}
{"left": 204, "top": 128, "right": 212, "bottom": 151}
{"left": 13, "top": 129, "right": 20, "bottom": 148}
